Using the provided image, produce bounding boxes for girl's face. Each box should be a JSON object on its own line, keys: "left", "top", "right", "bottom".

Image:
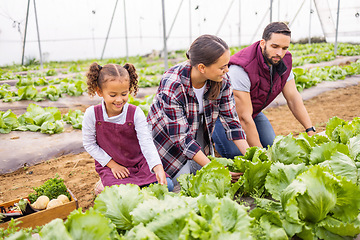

{"left": 202, "top": 50, "right": 230, "bottom": 82}
{"left": 96, "top": 78, "right": 130, "bottom": 117}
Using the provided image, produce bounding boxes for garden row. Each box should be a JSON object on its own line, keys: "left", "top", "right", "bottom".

{"left": 1, "top": 43, "right": 359, "bottom": 80}
{"left": 0, "top": 95, "right": 154, "bottom": 134}
{"left": 0, "top": 56, "right": 359, "bottom": 104}
{"left": 2, "top": 116, "right": 360, "bottom": 239}
{"left": 1, "top": 58, "right": 359, "bottom": 135}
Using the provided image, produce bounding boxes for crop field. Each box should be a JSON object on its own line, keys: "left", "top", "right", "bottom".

{"left": 1, "top": 42, "right": 360, "bottom": 239}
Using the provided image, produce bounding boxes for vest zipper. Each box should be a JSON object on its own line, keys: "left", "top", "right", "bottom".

{"left": 261, "top": 65, "right": 274, "bottom": 109}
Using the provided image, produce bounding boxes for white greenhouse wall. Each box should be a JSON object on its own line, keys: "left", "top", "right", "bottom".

{"left": 0, "top": 0, "right": 359, "bottom": 66}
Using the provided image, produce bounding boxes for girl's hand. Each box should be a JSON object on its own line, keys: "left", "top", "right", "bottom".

{"left": 153, "top": 164, "right": 167, "bottom": 185}
{"left": 107, "top": 160, "right": 130, "bottom": 179}
{"left": 230, "top": 171, "right": 243, "bottom": 183}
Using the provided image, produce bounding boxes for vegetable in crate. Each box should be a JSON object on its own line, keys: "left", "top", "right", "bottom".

{"left": 28, "top": 175, "right": 70, "bottom": 204}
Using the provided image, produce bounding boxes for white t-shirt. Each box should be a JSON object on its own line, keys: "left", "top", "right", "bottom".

{"left": 193, "top": 84, "right": 206, "bottom": 114}
{"left": 82, "top": 101, "right": 162, "bottom": 172}
{"left": 228, "top": 65, "right": 294, "bottom": 92}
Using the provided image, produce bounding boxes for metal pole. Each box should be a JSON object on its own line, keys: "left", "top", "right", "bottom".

{"left": 123, "top": 0, "right": 129, "bottom": 60}
{"left": 166, "top": 0, "right": 184, "bottom": 40}
{"left": 308, "top": 0, "right": 312, "bottom": 44}
{"left": 101, "top": 0, "right": 119, "bottom": 60}
{"left": 289, "top": 0, "right": 306, "bottom": 27}
{"left": 21, "top": 0, "right": 31, "bottom": 65}
{"left": 270, "top": 0, "right": 273, "bottom": 23}
{"left": 238, "top": 0, "right": 241, "bottom": 47}
{"left": 216, "top": 0, "right": 235, "bottom": 35}
{"left": 161, "top": 0, "right": 168, "bottom": 70}
{"left": 189, "top": 0, "right": 192, "bottom": 45}
{"left": 334, "top": 0, "right": 340, "bottom": 55}
{"left": 33, "top": 0, "right": 43, "bottom": 69}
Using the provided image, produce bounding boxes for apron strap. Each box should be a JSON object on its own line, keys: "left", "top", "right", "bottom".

{"left": 126, "top": 104, "right": 136, "bottom": 122}
{"left": 94, "top": 104, "right": 103, "bottom": 121}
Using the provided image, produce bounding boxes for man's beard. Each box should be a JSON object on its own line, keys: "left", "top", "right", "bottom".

{"left": 263, "top": 45, "right": 282, "bottom": 66}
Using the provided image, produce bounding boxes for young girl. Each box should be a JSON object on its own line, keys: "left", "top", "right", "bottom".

{"left": 83, "top": 63, "right": 173, "bottom": 193}
{"left": 147, "top": 35, "right": 250, "bottom": 185}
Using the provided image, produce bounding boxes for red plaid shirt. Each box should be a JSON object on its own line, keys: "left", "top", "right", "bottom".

{"left": 147, "top": 61, "right": 245, "bottom": 177}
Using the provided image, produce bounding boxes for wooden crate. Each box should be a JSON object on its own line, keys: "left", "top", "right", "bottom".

{"left": 0, "top": 188, "right": 78, "bottom": 229}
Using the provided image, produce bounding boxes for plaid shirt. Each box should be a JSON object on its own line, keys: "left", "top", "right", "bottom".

{"left": 147, "top": 61, "right": 246, "bottom": 177}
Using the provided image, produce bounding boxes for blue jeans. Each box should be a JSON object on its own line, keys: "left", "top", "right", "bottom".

{"left": 212, "top": 112, "right": 275, "bottom": 159}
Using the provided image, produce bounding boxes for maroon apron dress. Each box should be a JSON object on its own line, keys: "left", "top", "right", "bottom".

{"left": 94, "top": 104, "right": 159, "bottom": 187}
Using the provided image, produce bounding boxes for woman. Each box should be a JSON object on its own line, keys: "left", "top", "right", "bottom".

{"left": 147, "top": 34, "right": 249, "bottom": 185}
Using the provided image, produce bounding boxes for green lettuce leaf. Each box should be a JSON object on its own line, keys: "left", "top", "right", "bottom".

{"left": 40, "top": 218, "right": 73, "bottom": 240}
{"left": 93, "top": 184, "right": 144, "bottom": 231}
{"left": 146, "top": 208, "right": 193, "bottom": 240}
{"left": 318, "top": 216, "right": 360, "bottom": 238}
{"left": 281, "top": 166, "right": 337, "bottom": 224}
{"left": 265, "top": 162, "right": 307, "bottom": 201}
{"left": 124, "top": 223, "right": 161, "bottom": 240}
{"left": 0, "top": 110, "right": 19, "bottom": 133}
{"left": 250, "top": 208, "right": 288, "bottom": 240}
{"left": 178, "top": 160, "right": 233, "bottom": 198}
{"left": 269, "top": 134, "right": 305, "bottom": 164}
{"left": 325, "top": 116, "right": 346, "bottom": 142}
{"left": 309, "top": 141, "right": 349, "bottom": 165}
{"left": 64, "top": 208, "right": 119, "bottom": 240}
{"left": 130, "top": 194, "right": 192, "bottom": 225}
{"left": 319, "top": 152, "right": 357, "bottom": 183}
{"left": 209, "top": 197, "right": 253, "bottom": 239}
{"left": 236, "top": 158, "right": 272, "bottom": 197}
{"left": 348, "top": 135, "right": 360, "bottom": 162}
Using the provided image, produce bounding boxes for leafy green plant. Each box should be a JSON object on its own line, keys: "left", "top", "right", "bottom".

{"left": 62, "top": 109, "right": 83, "bottom": 129}
{"left": 40, "top": 85, "right": 62, "bottom": 101}
{"left": 28, "top": 174, "right": 70, "bottom": 203}
{"left": 16, "top": 103, "right": 64, "bottom": 134}
{"left": 177, "top": 159, "right": 238, "bottom": 199}
{"left": 0, "top": 109, "right": 19, "bottom": 133}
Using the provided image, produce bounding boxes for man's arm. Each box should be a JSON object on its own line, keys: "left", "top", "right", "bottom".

{"left": 282, "top": 79, "right": 315, "bottom": 136}
{"left": 233, "top": 89, "right": 263, "bottom": 147}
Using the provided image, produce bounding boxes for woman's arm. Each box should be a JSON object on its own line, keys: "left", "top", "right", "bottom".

{"left": 218, "top": 78, "right": 247, "bottom": 142}
{"left": 134, "top": 107, "right": 163, "bottom": 172}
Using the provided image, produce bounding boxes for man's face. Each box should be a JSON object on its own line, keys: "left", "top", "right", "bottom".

{"left": 260, "top": 33, "right": 290, "bottom": 66}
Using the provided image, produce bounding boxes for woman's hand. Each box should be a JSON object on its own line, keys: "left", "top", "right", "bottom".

{"left": 230, "top": 171, "right": 243, "bottom": 183}
{"left": 107, "top": 160, "right": 130, "bottom": 179}
{"left": 153, "top": 164, "right": 167, "bottom": 185}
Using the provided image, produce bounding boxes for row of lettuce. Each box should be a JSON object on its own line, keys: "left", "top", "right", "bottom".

{"left": 293, "top": 59, "right": 360, "bottom": 92}
{"left": 0, "top": 95, "right": 154, "bottom": 134}
{"left": 1, "top": 42, "right": 359, "bottom": 81}
{"left": 0, "top": 77, "right": 87, "bottom": 102}
{"left": 2, "top": 116, "right": 360, "bottom": 240}
{"left": 0, "top": 73, "right": 161, "bottom": 103}
{"left": 1, "top": 57, "right": 359, "bottom": 104}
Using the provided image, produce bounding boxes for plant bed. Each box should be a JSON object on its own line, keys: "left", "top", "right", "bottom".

{"left": 0, "top": 188, "right": 77, "bottom": 229}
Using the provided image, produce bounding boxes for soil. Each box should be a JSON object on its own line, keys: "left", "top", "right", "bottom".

{"left": 0, "top": 82, "right": 359, "bottom": 212}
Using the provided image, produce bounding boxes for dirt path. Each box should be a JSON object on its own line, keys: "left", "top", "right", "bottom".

{"left": 0, "top": 82, "right": 359, "bottom": 211}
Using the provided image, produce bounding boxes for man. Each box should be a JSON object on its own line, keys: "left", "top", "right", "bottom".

{"left": 213, "top": 22, "right": 315, "bottom": 159}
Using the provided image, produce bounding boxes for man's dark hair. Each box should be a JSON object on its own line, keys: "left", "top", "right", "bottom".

{"left": 262, "top": 22, "right": 291, "bottom": 41}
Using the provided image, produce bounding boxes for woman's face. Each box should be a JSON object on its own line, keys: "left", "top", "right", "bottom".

{"left": 202, "top": 50, "right": 230, "bottom": 82}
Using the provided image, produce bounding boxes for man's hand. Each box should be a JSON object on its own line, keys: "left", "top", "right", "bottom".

{"left": 153, "top": 164, "right": 167, "bottom": 185}
{"left": 307, "top": 130, "right": 316, "bottom": 137}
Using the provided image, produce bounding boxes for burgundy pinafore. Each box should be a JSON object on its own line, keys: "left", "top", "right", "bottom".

{"left": 94, "top": 104, "right": 159, "bottom": 187}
